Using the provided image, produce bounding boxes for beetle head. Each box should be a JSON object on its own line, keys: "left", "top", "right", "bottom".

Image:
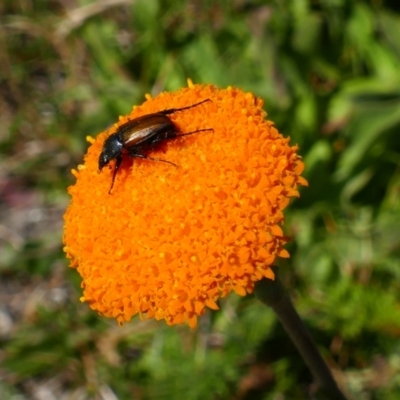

{"left": 98, "top": 134, "right": 123, "bottom": 171}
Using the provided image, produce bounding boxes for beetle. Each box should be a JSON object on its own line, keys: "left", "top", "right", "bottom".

{"left": 98, "top": 99, "right": 213, "bottom": 194}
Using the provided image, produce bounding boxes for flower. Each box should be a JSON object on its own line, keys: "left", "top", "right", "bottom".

{"left": 63, "top": 81, "right": 307, "bottom": 328}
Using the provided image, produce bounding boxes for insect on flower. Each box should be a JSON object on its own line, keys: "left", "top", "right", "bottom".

{"left": 98, "top": 99, "right": 213, "bottom": 194}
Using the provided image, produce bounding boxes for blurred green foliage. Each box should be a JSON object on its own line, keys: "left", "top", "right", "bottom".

{"left": 1, "top": 0, "right": 400, "bottom": 399}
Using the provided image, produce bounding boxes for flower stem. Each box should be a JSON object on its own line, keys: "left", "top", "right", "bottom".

{"left": 254, "top": 270, "right": 347, "bottom": 400}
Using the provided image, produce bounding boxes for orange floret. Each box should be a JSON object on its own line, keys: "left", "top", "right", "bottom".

{"left": 63, "top": 82, "right": 307, "bottom": 328}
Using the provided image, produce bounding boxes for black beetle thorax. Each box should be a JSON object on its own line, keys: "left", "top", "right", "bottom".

{"left": 105, "top": 134, "right": 123, "bottom": 157}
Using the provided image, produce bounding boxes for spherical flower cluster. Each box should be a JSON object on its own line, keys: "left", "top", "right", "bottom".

{"left": 63, "top": 82, "right": 307, "bottom": 328}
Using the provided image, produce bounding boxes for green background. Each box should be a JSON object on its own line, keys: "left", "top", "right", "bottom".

{"left": 1, "top": 0, "right": 400, "bottom": 399}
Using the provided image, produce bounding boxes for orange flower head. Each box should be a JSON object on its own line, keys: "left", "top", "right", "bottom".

{"left": 63, "top": 82, "right": 307, "bottom": 328}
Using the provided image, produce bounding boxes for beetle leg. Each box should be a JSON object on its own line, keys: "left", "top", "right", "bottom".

{"left": 131, "top": 153, "right": 178, "bottom": 167}
{"left": 177, "top": 128, "right": 214, "bottom": 138}
{"left": 109, "top": 155, "right": 122, "bottom": 194}
{"left": 160, "top": 99, "right": 211, "bottom": 116}
{"left": 148, "top": 129, "right": 176, "bottom": 143}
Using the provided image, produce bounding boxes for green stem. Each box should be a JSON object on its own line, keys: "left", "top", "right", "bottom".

{"left": 254, "top": 271, "right": 347, "bottom": 400}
